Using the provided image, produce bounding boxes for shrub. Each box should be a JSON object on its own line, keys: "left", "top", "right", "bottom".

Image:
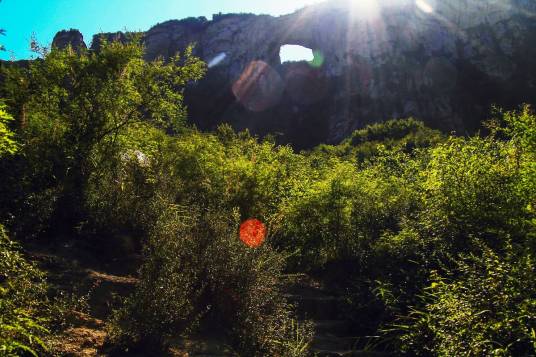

{"left": 330, "top": 118, "right": 445, "bottom": 162}
{"left": 108, "top": 206, "right": 312, "bottom": 356}
{"left": 0, "top": 103, "right": 17, "bottom": 156}
{"left": 0, "top": 39, "right": 206, "bottom": 238}
{"left": 277, "top": 147, "right": 422, "bottom": 271}
{"left": 410, "top": 136, "right": 529, "bottom": 257}
{"left": 0, "top": 224, "right": 50, "bottom": 356}
{"left": 395, "top": 246, "right": 536, "bottom": 356}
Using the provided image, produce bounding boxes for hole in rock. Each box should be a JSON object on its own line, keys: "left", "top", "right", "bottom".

{"left": 279, "top": 44, "right": 314, "bottom": 63}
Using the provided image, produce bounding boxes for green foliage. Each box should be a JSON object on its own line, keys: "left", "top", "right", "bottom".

{"left": 108, "top": 206, "right": 312, "bottom": 356}
{"left": 370, "top": 109, "right": 536, "bottom": 355}
{"left": 87, "top": 124, "right": 313, "bottom": 355}
{"left": 350, "top": 117, "right": 438, "bottom": 145}
{"left": 396, "top": 246, "right": 536, "bottom": 356}
{"left": 1, "top": 33, "right": 535, "bottom": 356}
{"left": 277, "top": 145, "right": 422, "bottom": 271}
{"left": 270, "top": 318, "right": 314, "bottom": 357}
{"left": 316, "top": 118, "right": 444, "bottom": 162}
{"left": 412, "top": 136, "right": 527, "bottom": 255}
{"left": 0, "top": 104, "right": 17, "bottom": 156}
{"left": 0, "top": 225, "right": 50, "bottom": 356}
{"left": 277, "top": 110, "right": 536, "bottom": 345}
{"left": 503, "top": 105, "right": 536, "bottom": 153}
{"left": 503, "top": 105, "right": 536, "bottom": 222}
{"left": 0, "top": 38, "right": 206, "bottom": 237}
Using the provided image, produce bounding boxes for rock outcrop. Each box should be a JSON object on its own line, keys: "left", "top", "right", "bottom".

{"left": 52, "top": 29, "right": 87, "bottom": 52}
{"left": 55, "top": 0, "right": 536, "bottom": 147}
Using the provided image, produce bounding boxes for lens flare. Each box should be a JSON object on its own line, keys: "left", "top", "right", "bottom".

{"left": 239, "top": 219, "right": 267, "bottom": 248}
{"left": 232, "top": 61, "right": 284, "bottom": 112}
{"left": 207, "top": 52, "right": 227, "bottom": 68}
{"left": 284, "top": 62, "right": 328, "bottom": 105}
{"left": 416, "top": 0, "right": 434, "bottom": 13}
{"left": 310, "top": 50, "right": 325, "bottom": 68}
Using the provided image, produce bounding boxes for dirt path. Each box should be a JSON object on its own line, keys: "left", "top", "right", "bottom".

{"left": 27, "top": 239, "right": 139, "bottom": 356}
{"left": 285, "top": 274, "right": 390, "bottom": 357}
{"left": 26, "top": 240, "right": 389, "bottom": 356}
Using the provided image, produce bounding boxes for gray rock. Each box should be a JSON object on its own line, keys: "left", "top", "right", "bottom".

{"left": 52, "top": 29, "right": 86, "bottom": 51}
{"left": 52, "top": 0, "right": 536, "bottom": 148}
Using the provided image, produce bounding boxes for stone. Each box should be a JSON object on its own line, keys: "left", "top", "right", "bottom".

{"left": 47, "top": 0, "right": 536, "bottom": 148}
{"left": 52, "top": 29, "right": 87, "bottom": 52}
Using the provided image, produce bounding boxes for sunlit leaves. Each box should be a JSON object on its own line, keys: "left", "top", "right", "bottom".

{"left": 397, "top": 247, "right": 536, "bottom": 356}
{"left": 0, "top": 104, "right": 17, "bottom": 156}
{"left": 0, "top": 225, "right": 50, "bottom": 355}
{"left": 0, "top": 38, "right": 206, "bottom": 234}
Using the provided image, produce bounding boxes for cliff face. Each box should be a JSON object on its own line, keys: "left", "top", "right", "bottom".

{"left": 57, "top": 0, "right": 536, "bottom": 147}
{"left": 52, "top": 29, "right": 87, "bottom": 52}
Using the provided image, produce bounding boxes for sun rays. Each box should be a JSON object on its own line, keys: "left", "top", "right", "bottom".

{"left": 348, "top": 0, "right": 381, "bottom": 19}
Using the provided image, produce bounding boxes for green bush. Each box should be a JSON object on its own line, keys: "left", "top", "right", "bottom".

{"left": 373, "top": 108, "right": 536, "bottom": 355}
{"left": 277, "top": 147, "right": 421, "bottom": 271}
{"left": 501, "top": 106, "right": 536, "bottom": 236}
{"left": 0, "top": 38, "right": 206, "bottom": 238}
{"left": 84, "top": 124, "right": 313, "bottom": 354}
{"left": 316, "top": 118, "right": 444, "bottom": 162}
{"left": 0, "top": 103, "right": 17, "bottom": 156}
{"left": 108, "top": 206, "right": 312, "bottom": 356}
{"left": 0, "top": 225, "right": 50, "bottom": 356}
{"left": 350, "top": 118, "right": 433, "bottom": 145}
{"left": 395, "top": 246, "right": 536, "bottom": 356}
{"left": 417, "top": 137, "right": 527, "bottom": 250}
{"left": 0, "top": 101, "right": 51, "bottom": 356}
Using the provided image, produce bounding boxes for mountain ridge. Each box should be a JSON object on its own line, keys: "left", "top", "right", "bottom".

{"left": 49, "top": 0, "right": 536, "bottom": 147}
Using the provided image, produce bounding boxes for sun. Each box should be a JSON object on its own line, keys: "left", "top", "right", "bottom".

{"left": 285, "top": 0, "right": 381, "bottom": 18}
{"left": 343, "top": 0, "right": 381, "bottom": 19}
{"left": 350, "top": 0, "right": 379, "bottom": 13}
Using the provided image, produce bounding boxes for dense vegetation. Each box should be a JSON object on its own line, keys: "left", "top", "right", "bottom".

{"left": 0, "top": 39, "right": 534, "bottom": 356}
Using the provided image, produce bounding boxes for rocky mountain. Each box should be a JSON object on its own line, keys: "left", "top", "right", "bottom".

{"left": 53, "top": 0, "right": 536, "bottom": 147}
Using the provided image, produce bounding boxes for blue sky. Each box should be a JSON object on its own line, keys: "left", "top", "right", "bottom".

{"left": 0, "top": 0, "right": 319, "bottom": 60}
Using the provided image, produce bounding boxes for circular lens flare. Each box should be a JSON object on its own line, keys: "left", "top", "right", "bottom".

{"left": 232, "top": 61, "right": 284, "bottom": 112}
{"left": 239, "top": 219, "right": 267, "bottom": 248}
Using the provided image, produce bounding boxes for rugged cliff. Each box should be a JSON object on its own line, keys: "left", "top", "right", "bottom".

{"left": 53, "top": 0, "right": 536, "bottom": 147}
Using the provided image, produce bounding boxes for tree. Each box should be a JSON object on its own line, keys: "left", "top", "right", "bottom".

{"left": 2, "top": 37, "right": 206, "bottom": 234}
{"left": 0, "top": 104, "right": 17, "bottom": 155}
{"left": 0, "top": 0, "right": 5, "bottom": 51}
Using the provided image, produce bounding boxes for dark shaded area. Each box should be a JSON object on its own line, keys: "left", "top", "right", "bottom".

{"left": 186, "top": 61, "right": 332, "bottom": 149}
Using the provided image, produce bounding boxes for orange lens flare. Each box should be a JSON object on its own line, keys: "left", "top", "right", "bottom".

{"left": 239, "top": 219, "right": 267, "bottom": 248}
